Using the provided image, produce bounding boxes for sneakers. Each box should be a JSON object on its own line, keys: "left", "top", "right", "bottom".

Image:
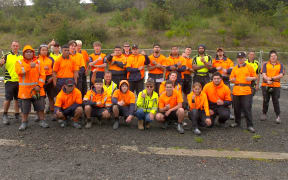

{"left": 138, "top": 120, "right": 144, "bottom": 130}
{"left": 85, "top": 121, "right": 92, "bottom": 129}
{"left": 19, "top": 122, "right": 28, "bottom": 131}
{"left": 60, "top": 120, "right": 67, "bottom": 128}
{"left": 247, "top": 126, "right": 256, "bottom": 133}
{"left": 39, "top": 120, "right": 49, "bottom": 128}
{"left": 177, "top": 123, "right": 184, "bottom": 134}
{"left": 146, "top": 122, "right": 151, "bottom": 129}
{"left": 260, "top": 114, "right": 267, "bottom": 121}
{"left": 113, "top": 119, "right": 119, "bottom": 130}
{"left": 3, "top": 115, "right": 10, "bottom": 125}
{"left": 193, "top": 128, "right": 201, "bottom": 135}
{"left": 72, "top": 122, "right": 82, "bottom": 129}
{"left": 161, "top": 121, "right": 168, "bottom": 129}
{"left": 230, "top": 114, "right": 235, "bottom": 120}
{"left": 230, "top": 122, "right": 240, "bottom": 128}
{"left": 276, "top": 116, "right": 281, "bottom": 124}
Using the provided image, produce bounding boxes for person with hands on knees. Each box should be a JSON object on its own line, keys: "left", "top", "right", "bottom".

{"left": 187, "top": 82, "right": 211, "bottom": 135}
{"left": 15, "top": 45, "right": 48, "bottom": 131}
{"left": 84, "top": 78, "right": 112, "bottom": 129}
{"left": 155, "top": 80, "right": 185, "bottom": 134}
{"left": 54, "top": 79, "right": 83, "bottom": 129}
{"left": 135, "top": 78, "right": 159, "bottom": 130}
{"left": 230, "top": 52, "right": 257, "bottom": 133}
{"left": 202, "top": 72, "right": 232, "bottom": 127}
{"left": 111, "top": 80, "right": 136, "bottom": 130}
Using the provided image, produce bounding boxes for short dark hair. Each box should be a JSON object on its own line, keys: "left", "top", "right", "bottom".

{"left": 212, "top": 72, "right": 222, "bottom": 79}
{"left": 269, "top": 50, "right": 277, "bottom": 57}
{"left": 165, "top": 80, "right": 173, "bottom": 86}
{"left": 153, "top": 44, "right": 161, "bottom": 48}
{"left": 104, "top": 71, "right": 112, "bottom": 75}
{"left": 94, "top": 78, "right": 103, "bottom": 84}
{"left": 68, "top": 40, "right": 76, "bottom": 47}
{"left": 62, "top": 44, "right": 69, "bottom": 49}
{"left": 115, "top": 45, "right": 121, "bottom": 49}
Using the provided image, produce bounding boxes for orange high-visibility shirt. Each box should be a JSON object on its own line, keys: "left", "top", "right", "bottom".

{"left": 53, "top": 56, "right": 78, "bottom": 78}
{"left": 202, "top": 81, "right": 231, "bottom": 103}
{"left": 187, "top": 91, "right": 210, "bottom": 116}
{"left": 84, "top": 88, "right": 112, "bottom": 107}
{"left": 212, "top": 57, "right": 234, "bottom": 76}
{"left": 148, "top": 54, "right": 166, "bottom": 75}
{"left": 38, "top": 55, "right": 54, "bottom": 76}
{"left": 89, "top": 53, "right": 106, "bottom": 72}
{"left": 159, "top": 89, "right": 183, "bottom": 109}
{"left": 55, "top": 88, "right": 82, "bottom": 110}
{"left": 261, "top": 61, "right": 284, "bottom": 87}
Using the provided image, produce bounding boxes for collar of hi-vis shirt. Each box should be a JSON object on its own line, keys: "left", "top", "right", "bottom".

{"left": 215, "top": 56, "right": 227, "bottom": 61}
{"left": 10, "top": 51, "right": 20, "bottom": 56}
{"left": 237, "top": 63, "right": 247, "bottom": 68}
{"left": 94, "top": 52, "right": 101, "bottom": 55}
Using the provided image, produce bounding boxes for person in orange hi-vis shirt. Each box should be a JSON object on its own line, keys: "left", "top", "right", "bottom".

{"left": 156, "top": 80, "right": 185, "bottom": 134}
{"left": 260, "top": 50, "right": 284, "bottom": 124}
{"left": 159, "top": 71, "right": 182, "bottom": 96}
{"left": 230, "top": 52, "right": 256, "bottom": 133}
{"left": 147, "top": 44, "right": 166, "bottom": 93}
{"left": 84, "top": 78, "right": 112, "bottom": 129}
{"left": 211, "top": 48, "right": 234, "bottom": 86}
{"left": 88, "top": 41, "right": 106, "bottom": 88}
{"left": 164, "top": 46, "right": 186, "bottom": 85}
{"left": 68, "top": 40, "right": 86, "bottom": 96}
{"left": 111, "top": 80, "right": 136, "bottom": 130}
{"left": 76, "top": 40, "right": 89, "bottom": 96}
{"left": 54, "top": 79, "right": 83, "bottom": 129}
{"left": 126, "top": 44, "right": 150, "bottom": 95}
{"left": 122, "top": 42, "right": 131, "bottom": 59}
{"left": 202, "top": 72, "right": 232, "bottom": 127}
{"left": 53, "top": 44, "right": 79, "bottom": 95}
{"left": 104, "top": 46, "right": 127, "bottom": 87}
{"left": 15, "top": 45, "right": 49, "bottom": 131}
{"left": 187, "top": 82, "right": 212, "bottom": 135}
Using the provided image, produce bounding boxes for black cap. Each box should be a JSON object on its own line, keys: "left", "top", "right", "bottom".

{"left": 54, "top": 42, "right": 60, "bottom": 47}
{"left": 236, "top": 52, "right": 246, "bottom": 58}
{"left": 216, "top": 47, "right": 224, "bottom": 52}
{"left": 65, "top": 79, "right": 74, "bottom": 86}
{"left": 198, "top": 44, "right": 206, "bottom": 49}
{"left": 131, "top": 44, "right": 138, "bottom": 49}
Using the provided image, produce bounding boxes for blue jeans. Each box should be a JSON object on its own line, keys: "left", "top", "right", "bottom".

{"left": 135, "top": 109, "right": 152, "bottom": 122}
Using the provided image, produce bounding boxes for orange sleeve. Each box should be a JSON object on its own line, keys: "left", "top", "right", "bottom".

{"left": 212, "top": 59, "right": 216, "bottom": 67}
{"left": 249, "top": 65, "right": 256, "bottom": 77}
{"left": 176, "top": 91, "right": 183, "bottom": 103}
{"left": 203, "top": 93, "right": 210, "bottom": 116}
{"left": 230, "top": 68, "right": 236, "bottom": 80}
{"left": 112, "top": 90, "right": 119, "bottom": 99}
{"left": 38, "top": 61, "right": 46, "bottom": 88}
{"left": 158, "top": 96, "right": 165, "bottom": 109}
{"left": 84, "top": 90, "right": 91, "bottom": 100}
{"left": 229, "top": 59, "right": 234, "bottom": 68}
{"left": 159, "top": 82, "right": 165, "bottom": 96}
{"left": 54, "top": 93, "right": 63, "bottom": 108}
{"left": 75, "top": 89, "right": 83, "bottom": 104}
{"left": 187, "top": 93, "right": 193, "bottom": 110}
{"left": 72, "top": 57, "right": 79, "bottom": 71}
{"left": 126, "top": 56, "right": 132, "bottom": 68}
{"left": 129, "top": 92, "right": 136, "bottom": 104}
{"left": 224, "top": 86, "right": 232, "bottom": 101}
{"left": 53, "top": 59, "right": 60, "bottom": 72}
{"left": 15, "top": 60, "right": 31, "bottom": 75}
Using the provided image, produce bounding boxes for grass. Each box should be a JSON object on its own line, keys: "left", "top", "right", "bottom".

{"left": 248, "top": 158, "right": 271, "bottom": 162}
{"left": 194, "top": 137, "right": 204, "bottom": 143}
{"left": 252, "top": 134, "right": 262, "bottom": 140}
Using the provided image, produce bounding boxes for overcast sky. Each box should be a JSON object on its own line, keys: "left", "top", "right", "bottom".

{"left": 25, "top": 0, "right": 92, "bottom": 5}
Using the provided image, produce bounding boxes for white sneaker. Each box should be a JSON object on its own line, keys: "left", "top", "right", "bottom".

{"left": 276, "top": 116, "right": 281, "bottom": 124}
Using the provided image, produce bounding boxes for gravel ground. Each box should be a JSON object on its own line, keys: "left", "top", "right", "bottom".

{"left": 0, "top": 86, "right": 287, "bottom": 179}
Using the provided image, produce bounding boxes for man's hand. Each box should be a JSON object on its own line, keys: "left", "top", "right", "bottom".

{"left": 149, "top": 113, "right": 154, "bottom": 121}
{"left": 138, "top": 66, "right": 144, "bottom": 71}
{"left": 141, "top": 92, "right": 146, "bottom": 98}
{"left": 44, "top": 66, "right": 49, "bottom": 71}
{"left": 47, "top": 77, "right": 53, "bottom": 84}
{"left": 170, "top": 66, "right": 176, "bottom": 70}
{"left": 216, "top": 99, "right": 224, "bottom": 105}
{"left": 216, "top": 66, "right": 222, "bottom": 71}
{"left": 141, "top": 50, "right": 146, "bottom": 56}
{"left": 209, "top": 110, "right": 214, "bottom": 115}
{"left": 205, "top": 118, "right": 212, "bottom": 126}
{"left": 246, "top": 77, "right": 255, "bottom": 81}
{"left": 34, "top": 86, "right": 40, "bottom": 92}
{"left": 222, "top": 68, "right": 227, "bottom": 74}
{"left": 0, "top": 58, "right": 5, "bottom": 65}
{"left": 200, "top": 57, "right": 205, "bottom": 63}
{"left": 182, "top": 53, "right": 187, "bottom": 58}
{"left": 177, "top": 61, "right": 181, "bottom": 66}
{"left": 230, "top": 78, "right": 236, "bottom": 82}
{"left": 165, "top": 109, "right": 171, "bottom": 117}
{"left": 125, "top": 115, "right": 133, "bottom": 123}
{"left": 165, "top": 104, "right": 170, "bottom": 111}
{"left": 30, "top": 62, "right": 36, "bottom": 68}
{"left": 118, "top": 101, "right": 125, "bottom": 106}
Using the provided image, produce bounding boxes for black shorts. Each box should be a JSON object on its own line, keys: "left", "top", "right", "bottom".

{"left": 19, "top": 96, "right": 45, "bottom": 114}
{"left": 91, "top": 107, "right": 111, "bottom": 118}
{"left": 183, "top": 75, "right": 192, "bottom": 94}
{"left": 115, "top": 105, "right": 132, "bottom": 117}
{"left": 162, "top": 110, "right": 178, "bottom": 122}
{"left": 193, "top": 75, "right": 210, "bottom": 88}
{"left": 44, "top": 75, "right": 56, "bottom": 98}
{"left": 5, "top": 81, "right": 19, "bottom": 100}
{"left": 61, "top": 104, "right": 81, "bottom": 118}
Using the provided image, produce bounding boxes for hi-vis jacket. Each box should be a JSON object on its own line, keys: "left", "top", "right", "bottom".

{"left": 15, "top": 45, "right": 46, "bottom": 99}
{"left": 136, "top": 89, "right": 159, "bottom": 114}
{"left": 84, "top": 87, "right": 112, "bottom": 108}
{"left": 103, "top": 79, "right": 117, "bottom": 96}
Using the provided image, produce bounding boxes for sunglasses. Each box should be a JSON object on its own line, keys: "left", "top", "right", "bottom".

{"left": 146, "top": 85, "right": 154, "bottom": 88}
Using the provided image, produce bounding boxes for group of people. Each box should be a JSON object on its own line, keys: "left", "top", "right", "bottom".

{"left": 0, "top": 40, "right": 284, "bottom": 135}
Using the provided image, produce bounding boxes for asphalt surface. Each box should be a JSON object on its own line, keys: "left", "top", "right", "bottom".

{"left": 0, "top": 84, "right": 287, "bottom": 179}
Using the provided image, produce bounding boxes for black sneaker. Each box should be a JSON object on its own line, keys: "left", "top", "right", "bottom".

{"left": 3, "top": 115, "right": 10, "bottom": 125}
{"left": 161, "top": 121, "right": 168, "bottom": 129}
{"left": 113, "top": 120, "right": 119, "bottom": 130}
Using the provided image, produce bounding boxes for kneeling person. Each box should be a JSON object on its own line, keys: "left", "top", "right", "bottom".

{"left": 187, "top": 83, "right": 211, "bottom": 135}
{"left": 54, "top": 79, "right": 83, "bottom": 129}
{"left": 112, "top": 80, "right": 136, "bottom": 130}
{"left": 155, "top": 80, "right": 185, "bottom": 134}
{"left": 135, "top": 78, "right": 159, "bottom": 130}
{"left": 84, "top": 78, "right": 112, "bottom": 129}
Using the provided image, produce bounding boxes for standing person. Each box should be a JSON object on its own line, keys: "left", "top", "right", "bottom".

{"left": 126, "top": 44, "right": 150, "bottom": 95}
{"left": 202, "top": 72, "right": 232, "bottom": 127}
{"left": 245, "top": 51, "right": 261, "bottom": 96}
{"left": 15, "top": 45, "right": 49, "bottom": 130}
{"left": 135, "top": 78, "right": 159, "bottom": 130}
{"left": 147, "top": 44, "right": 166, "bottom": 93}
{"left": 165, "top": 46, "right": 186, "bottom": 85}
{"left": 230, "top": 52, "right": 257, "bottom": 133}
{"left": 260, "top": 50, "right": 284, "bottom": 124}
{"left": 122, "top": 42, "right": 131, "bottom": 59}
{"left": 76, "top": 40, "right": 89, "bottom": 96}
{"left": 182, "top": 47, "right": 194, "bottom": 108}
{"left": 155, "top": 80, "right": 185, "bottom": 134}
{"left": 105, "top": 46, "right": 127, "bottom": 86}
{"left": 88, "top": 41, "right": 106, "bottom": 87}
{"left": 111, "top": 80, "right": 136, "bottom": 130}
{"left": 211, "top": 48, "right": 234, "bottom": 86}
{"left": 192, "top": 44, "right": 213, "bottom": 88}
{"left": 53, "top": 45, "right": 79, "bottom": 95}
{"left": 0, "top": 41, "right": 22, "bottom": 124}
{"left": 68, "top": 40, "right": 86, "bottom": 96}
{"left": 54, "top": 79, "right": 83, "bottom": 129}
{"left": 187, "top": 82, "right": 211, "bottom": 135}
{"left": 48, "top": 40, "right": 61, "bottom": 60}
{"left": 37, "top": 44, "right": 56, "bottom": 114}
{"left": 84, "top": 78, "right": 112, "bottom": 129}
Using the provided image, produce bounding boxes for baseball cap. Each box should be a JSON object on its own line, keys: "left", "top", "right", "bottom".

{"left": 131, "top": 44, "right": 138, "bottom": 49}
{"left": 65, "top": 79, "right": 74, "bottom": 86}
{"left": 236, "top": 52, "right": 246, "bottom": 58}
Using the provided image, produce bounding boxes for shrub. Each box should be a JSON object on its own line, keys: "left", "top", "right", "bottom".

{"left": 142, "top": 4, "right": 171, "bottom": 30}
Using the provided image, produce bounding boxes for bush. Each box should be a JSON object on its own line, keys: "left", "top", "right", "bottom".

{"left": 142, "top": 4, "right": 171, "bottom": 30}
{"left": 165, "top": 30, "right": 175, "bottom": 38}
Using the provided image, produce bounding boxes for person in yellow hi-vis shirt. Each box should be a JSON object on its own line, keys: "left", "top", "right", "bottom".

{"left": 0, "top": 41, "right": 22, "bottom": 125}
